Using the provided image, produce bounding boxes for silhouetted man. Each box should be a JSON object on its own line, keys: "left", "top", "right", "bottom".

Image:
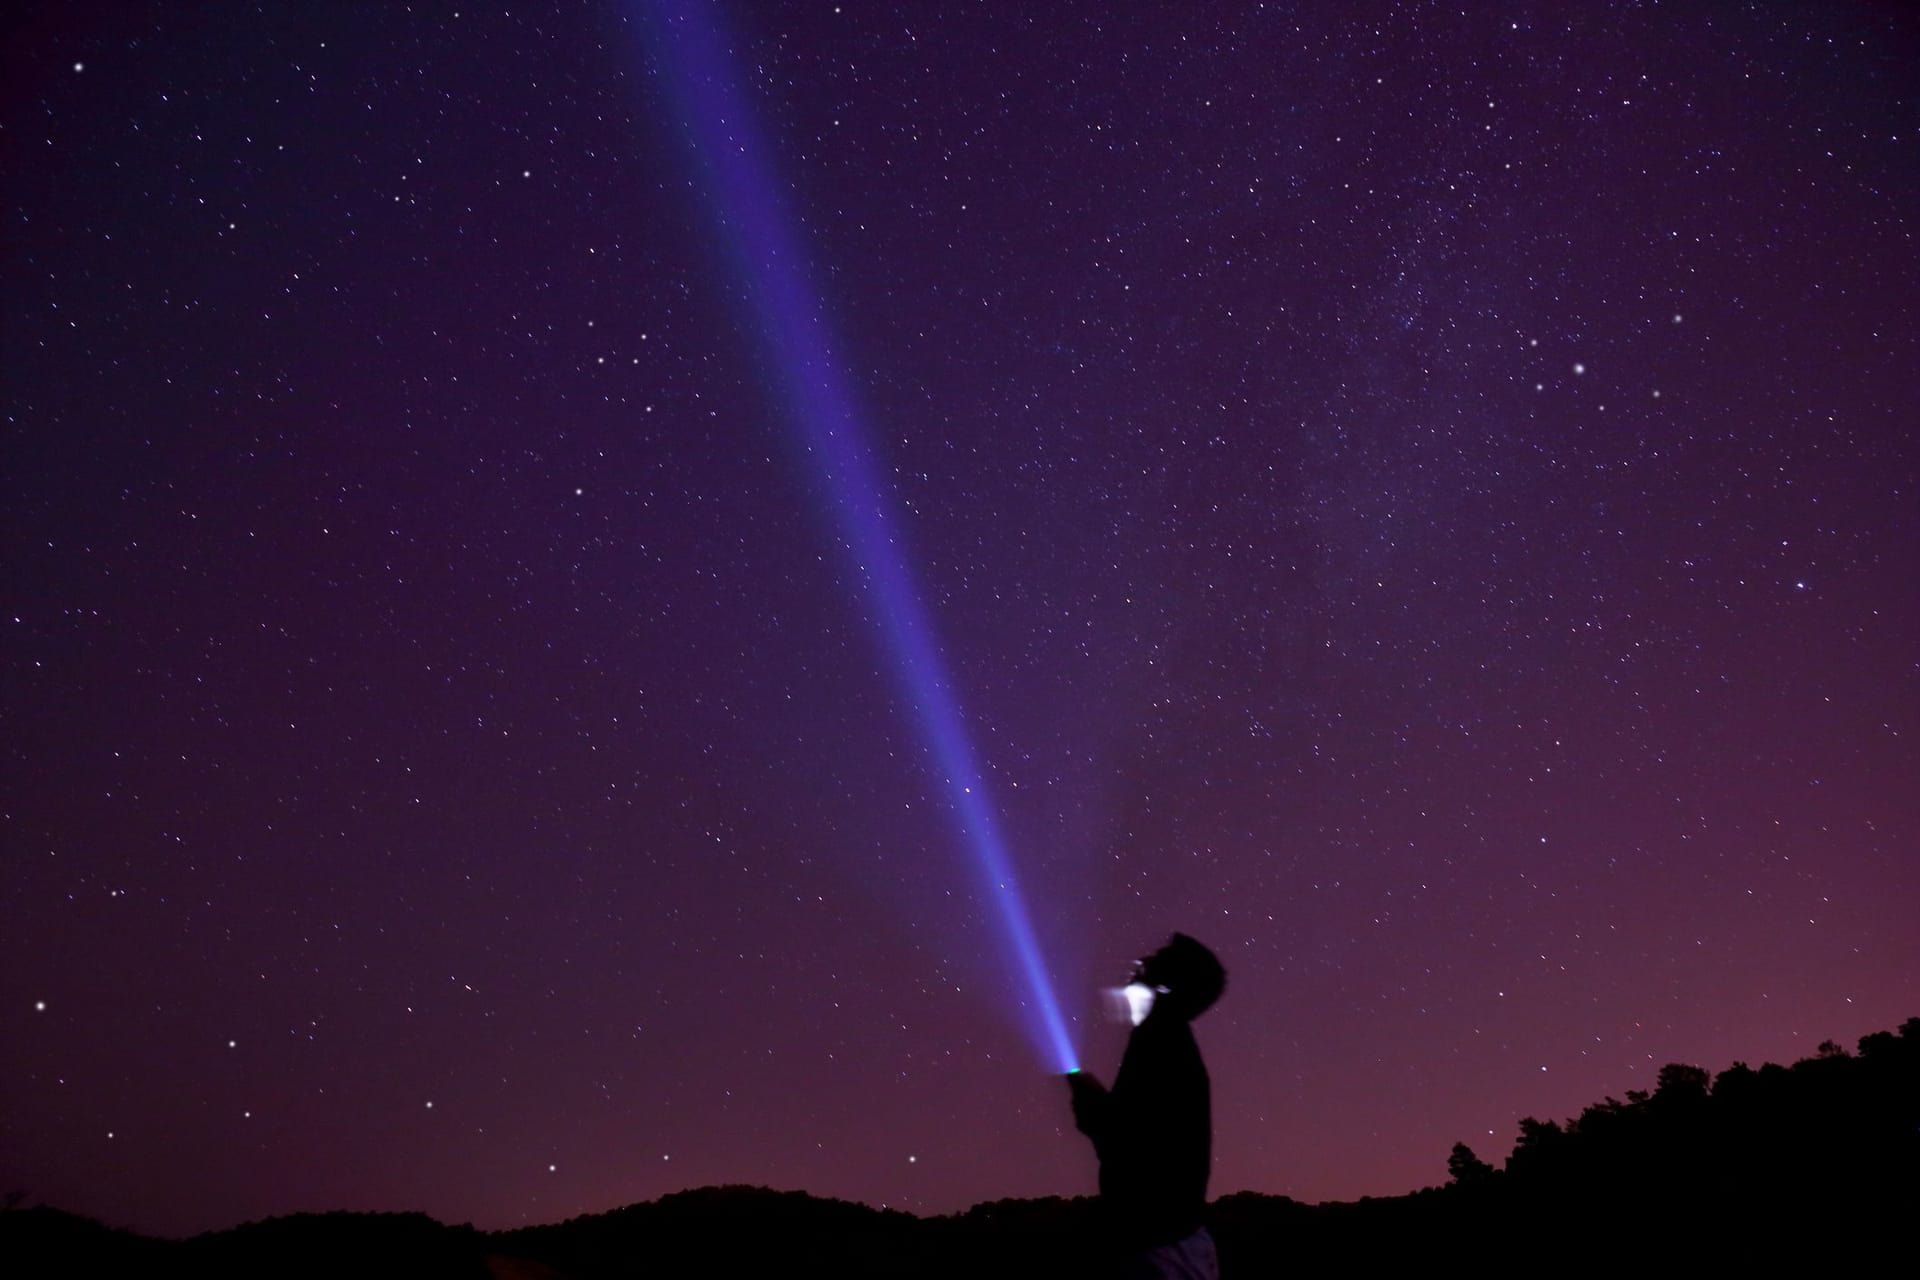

{"left": 1068, "top": 933, "right": 1225, "bottom": 1279}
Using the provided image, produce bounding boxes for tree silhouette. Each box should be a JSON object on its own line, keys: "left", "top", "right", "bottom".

{"left": 1447, "top": 1142, "right": 1495, "bottom": 1186}
{"left": 1504, "top": 1116, "right": 1568, "bottom": 1179}
{"left": 1856, "top": 1031, "right": 1898, "bottom": 1062}
{"left": 1653, "top": 1062, "right": 1709, "bottom": 1101}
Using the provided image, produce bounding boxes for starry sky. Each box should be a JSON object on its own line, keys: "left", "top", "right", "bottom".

{"left": 4, "top": 0, "right": 1917, "bottom": 1239}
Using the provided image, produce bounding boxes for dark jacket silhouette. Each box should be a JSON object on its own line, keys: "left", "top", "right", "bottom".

{"left": 1069, "top": 934, "right": 1225, "bottom": 1253}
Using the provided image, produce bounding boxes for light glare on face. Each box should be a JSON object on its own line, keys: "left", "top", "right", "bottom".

{"left": 1106, "top": 982, "right": 1158, "bottom": 1026}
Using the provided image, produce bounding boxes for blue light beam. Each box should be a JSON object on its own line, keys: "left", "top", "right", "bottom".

{"left": 640, "top": 0, "right": 1078, "bottom": 1074}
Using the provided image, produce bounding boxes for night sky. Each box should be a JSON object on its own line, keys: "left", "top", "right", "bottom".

{"left": 5, "top": 0, "right": 1917, "bottom": 1239}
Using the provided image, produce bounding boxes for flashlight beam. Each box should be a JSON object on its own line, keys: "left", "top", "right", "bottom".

{"left": 641, "top": 0, "right": 1077, "bottom": 1074}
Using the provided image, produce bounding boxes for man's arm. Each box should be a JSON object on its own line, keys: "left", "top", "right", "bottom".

{"left": 1067, "top": 1071, "right": 1113, "bottom": 1144}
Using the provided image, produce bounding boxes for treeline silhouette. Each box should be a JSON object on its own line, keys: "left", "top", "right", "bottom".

{"left": 5, "top": 1017, "right": 1913, "bottom": 1277}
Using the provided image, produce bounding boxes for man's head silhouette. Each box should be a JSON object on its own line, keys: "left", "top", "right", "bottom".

{"left": 1130, "top": 932, "right": 1226, "bottom": 1021}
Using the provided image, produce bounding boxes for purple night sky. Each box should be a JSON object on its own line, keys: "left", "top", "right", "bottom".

{"left": 4, "top": 0, "right": 1916, "bottom": 1238}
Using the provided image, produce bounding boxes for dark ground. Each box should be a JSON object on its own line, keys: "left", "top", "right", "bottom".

{"left": 5, "top": 1020, "right": 1913, "bottom": 1277}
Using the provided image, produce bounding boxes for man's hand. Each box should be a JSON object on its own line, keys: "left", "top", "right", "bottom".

{"left": 1066, "top": 1070, "right": 1108, "bottom": 1136}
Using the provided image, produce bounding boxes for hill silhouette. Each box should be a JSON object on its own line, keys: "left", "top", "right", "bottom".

{"left": 5, "top": 1017, "right": 1913, "bottom": 1276}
